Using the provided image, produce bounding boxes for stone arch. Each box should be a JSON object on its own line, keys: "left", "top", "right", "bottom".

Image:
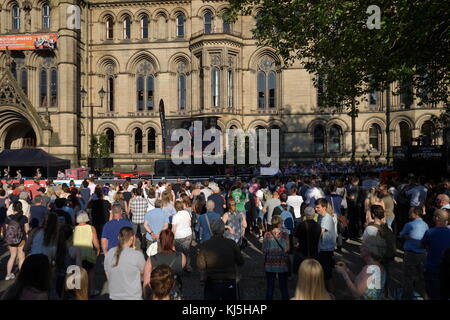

{"left": 247, "top": 119, "right": 268, "bottom": 131}
{"left": 248, "top": 47, "right": 282, "bottom": 71}
{"left": 326, "top": 117, "right": 349, "bottom": 132}
{"left": 0, "top": 105, "right": 43, "bottom": 149}
{"left": 168, "top": 52, "right": 191, "bottom": 74}
{"left": 362, "top": 116, "right": 386, "bottom": 132}
{"left": 306, "top": 118, "right": 327, "bottom": 133}
{"left": 170, "top": 7, "right": 189, "bottom": 20}
{"left": 126, "top": 51, "right": 160, "bottom": 74}
{"left": 96, "top": 121, "right": 120, "bottom": 135}
{"left": 97, "top": 55, "right": 120, "bottom": 74}
{"left": 153, "top": 8, "right": 169, "bottom": 20}
{"left": 415, "top": 113, "right": 436, "bottom": 130}
{"left": 98, "top": 10, "right": 116, "bottom": 23}
{"left": 226, "top": 119, "right": 243, "bottom": 130}
{"left": 135, "top": 9, "right": 151, "bottom": 20}
{"left": 143, "top": 121, "right": 161, "bottom": 135}
{"left": 390, "top": 114, "right": 414, "bottom": 130}
{"left": 125, "top": 122, "right": 145, "bottom": 136}
{"left": 116, "top": 9, "right": 134, "bottom": 21}
{"left": 196, "top": 5, "right": 216, "bottom": 17}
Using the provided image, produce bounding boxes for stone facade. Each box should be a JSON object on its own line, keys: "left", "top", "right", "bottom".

{"left": 0, "top": 0, "right": 444, "bottom": 170}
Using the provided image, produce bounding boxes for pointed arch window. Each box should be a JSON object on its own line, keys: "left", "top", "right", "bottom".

{"left": 105, "top": 128, "right": 115, "bottom": 153}
{"left": 176, "top": 13, "right": 185, "bottom": 37}
{"left": 136, "top": 61, "right": 155, "bottom": 111}
{"left": 106, "top": 16, "right": 114, "bottom": 40}
{"left": 227, "top": 69, "right": 233, "bottom": 108}
{"left": 211, "top": 67, "right": 220, "bottom": 108}
{"left": 421, "top": 120, "right": 436, "bottom": 145}
{"left": 369, "top": 124, "right": 381, "bottom": 151}
{"left": 123, "top": 16, "right": 131, "bottom": 39}
{"left": 257, "top": 72, "right": 266, "bottom": 109}
{"left": 313, "top": 125, "right": 325, "bottom": 153}
{"left": 223, "top": 10, "right": 231, "bottom": 33}
{"left": 178, "top": 74, "right": 186, "bottom": 110}
{"left": 329, "top": 125, "right": 342, "bottom": 153}
{"left": 20, "top": 69, "right": 27, "bottom": 95}
{"left": 399, "top": 121, "right": 411, "bottom": 146}
{"left": 12, "top": 4, "right": 20, "bottom": 30}
{"left": 50, "top": 69, "right": 58, "bottom": 107}
{"left": 134, "top": 128, "right": 143, "bottom": 153}
{"left": 42, "top": 4, "right": 50, "bottom": 29}
{"left": 39, "top": 69, "right": 48, "bottom": 107}
{"left": 107, "top": 76, "right": 114, "bottom": 111}
{"left": 148, "top": 128, "right": 156, "bottom": 153}
{"left": 141, "top": 15, "right": 149, "bottom": 39}
{"left": 204, "top": 11, "right": 213, "bottom": 34}
{"left": 268, "top": 71, "right": 276, "bottom": 108}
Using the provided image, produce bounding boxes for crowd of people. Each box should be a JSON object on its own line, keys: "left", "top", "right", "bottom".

{"left": 0, "top": 171, "right": 449, "bottom": 300}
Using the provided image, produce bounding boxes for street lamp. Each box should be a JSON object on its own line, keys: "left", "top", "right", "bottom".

{"left": 80, "top": 88, "right": 87, "bottom": 108}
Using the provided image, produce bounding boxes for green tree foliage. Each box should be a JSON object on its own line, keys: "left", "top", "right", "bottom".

{"left": 227, "top": 0, "right": 449, "bottom": 116}
{"left": 89, "top": 134, "right": 111, "bottom": 158}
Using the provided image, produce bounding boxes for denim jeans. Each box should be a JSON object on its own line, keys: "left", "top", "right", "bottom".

{"left": 265, "top": 272, "right": 289, "bottom": 300}
{"left": 175, "top": 235, "right": 192, "bottom": 268}
{"left": 386, "top": 218, "right": 394, "bottom": 230}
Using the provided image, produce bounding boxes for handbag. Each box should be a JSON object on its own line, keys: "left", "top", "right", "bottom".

{"left": 146, "top": 241, "right": 159, "bottom": 256}
{"left": 270, "top": 231, "right": 292, "bottom": 276}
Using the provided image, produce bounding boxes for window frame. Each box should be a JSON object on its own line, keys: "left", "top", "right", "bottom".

{"left": 123, "top": 16, "right": 131, "bottom": 40}
{"left": 12, "top": 4, "right": 20, "bottom": 30}
{"left": 176, "top": 13, "right": 185, "bottom": 38}
{"left": 211, "top": 67, "right": 220, "bottom": 108}
{"left": 147, "top": 128, "right": 156, "bottom": 153}
{"left": 140, "top": 15, "right": 149, "bottom": 39}
{"left": 178, "top": 73, "right": 186, "bottom": 110}
{"left": 106, "top": 16, "right": 114, "bottom": 40}
{"left": 204, "top": 11, "right": 213, "bottom": 34}
{"left": 42, "top": 4, "right": 50, "bottom": 29}
{"left": 369, "top": 123, "right": 381, "bottom": 152}
{"left": 313, "top": 125, "right": 325, "bottom": 153}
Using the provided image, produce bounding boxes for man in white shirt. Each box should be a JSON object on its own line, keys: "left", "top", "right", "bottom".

{"left": 200, "top": 180, "right": 213, "bottom": 200}
{"left": 305, "top": 180, "right": 325, "bottom": 208}
{"left": 287, "top": 187, "right": 303, "bottom": 222}
{"left": 405, "top": 178, "right": 428, "bottom": 207}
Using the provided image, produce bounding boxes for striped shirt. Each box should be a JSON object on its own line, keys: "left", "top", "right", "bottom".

{"left": 263, "top": 231, "right": 289, "bottom": 273}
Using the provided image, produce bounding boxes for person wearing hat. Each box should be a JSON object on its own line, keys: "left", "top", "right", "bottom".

{"left": 197, "top": 219, "right": 244, "bottom": 300}
{"left": 293, "top": 207, "right": 321, "bottom": 274}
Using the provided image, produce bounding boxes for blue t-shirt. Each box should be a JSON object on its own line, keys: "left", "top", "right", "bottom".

{"left": 144, "top": 208, "right": 170, "bottom": 241}
{"left": 62, "top": 206, "right": 75, "bottom": 223}
{"left": 198, "top": 211, "right": 221, "bottom": 243}
{"left": 101, "top": 219, "right": 133, "bottom": 250}
{"left": 421, "top": 227, "right": 450, "bottom": 273}
{"left": 29, "top": 205, "right": 48, "bottom": 228}
{"left": 400, "top": 218, "right": 429, "bottom": 253}
{"left": 319, "top": 213, "right": 336, "bottom": 252}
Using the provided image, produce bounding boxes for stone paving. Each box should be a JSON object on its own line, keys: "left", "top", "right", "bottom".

{"left": 0, "top": 235, "right": 406, "bottom": 300}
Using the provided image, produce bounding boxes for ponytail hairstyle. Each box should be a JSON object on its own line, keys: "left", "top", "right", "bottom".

{"left": 114, "top": 227, "right": 134, "bottom": 267}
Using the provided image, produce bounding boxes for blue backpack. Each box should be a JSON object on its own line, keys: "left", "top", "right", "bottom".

{"left": 277, "top": 205, "right": 294, "bottom": 235}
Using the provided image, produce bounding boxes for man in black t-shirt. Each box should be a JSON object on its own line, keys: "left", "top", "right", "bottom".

{"left": 208, "top": 185, "right": 225, "bottom": 216}
{"left": 293, "top": 207, "right": 321, "bottom": 273}
{"left": 172, "top": 177, "right": 183, "bottom": 196}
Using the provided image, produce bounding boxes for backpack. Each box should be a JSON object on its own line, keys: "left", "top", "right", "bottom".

{"left": 370, "top": 223, "right": 396, "bottom": 262}
{"left": 277, "top": 205, "right": 294, "bottom": 234}
{"left": 5, "top": 219, "right": 24, "bottom": 246}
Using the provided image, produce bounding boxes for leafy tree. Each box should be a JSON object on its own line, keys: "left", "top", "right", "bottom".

{"left": 89, "top": 134, "right": 111, "bottom": 158}
{"left": 227, "top": 0, "right": 449, "bottom": 158}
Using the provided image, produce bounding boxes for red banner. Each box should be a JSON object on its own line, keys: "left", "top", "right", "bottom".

{"left": 0, "top": 34, "right": 57, "bottom": 51}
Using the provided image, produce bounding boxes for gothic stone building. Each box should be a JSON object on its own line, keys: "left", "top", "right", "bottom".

{"left": 0, "top": 0, "right": 444, "bottom": 170}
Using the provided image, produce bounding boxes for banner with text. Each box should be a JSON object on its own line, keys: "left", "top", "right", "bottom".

{"left": 0, "top": 34, "right": 57, "bottom": 51}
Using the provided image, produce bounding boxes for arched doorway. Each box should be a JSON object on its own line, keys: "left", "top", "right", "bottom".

{"left": 0, "top": 109, "right": 38, "bottom": 150}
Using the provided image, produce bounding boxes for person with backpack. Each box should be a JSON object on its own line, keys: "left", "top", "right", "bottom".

{"left": 4, "top": 201, "right": 29, "bottom": 280}
{"left": 272, "top": 193, "right": 295, "bottom": 253}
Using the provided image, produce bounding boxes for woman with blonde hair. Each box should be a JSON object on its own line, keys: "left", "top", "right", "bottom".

{"left": 63, "top": 267, "right": 89, "bottom": 300}
{"left": 364, "top": 188, "right": 385, "bottom": 226}
{"left": 292, "top": 259, "right": 332, "bottom": 300}
{"left": 113, "top": 191, "right": 129, "bottom": 220}
{"left": 73, "top": 211, "right": 100, "bottom": 296}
